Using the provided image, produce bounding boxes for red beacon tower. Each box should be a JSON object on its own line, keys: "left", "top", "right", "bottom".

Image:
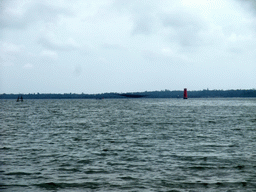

{"left": 183, "top": 88, "right": 188, "bottom": 99}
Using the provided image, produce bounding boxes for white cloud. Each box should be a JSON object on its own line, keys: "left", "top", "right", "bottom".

{"left": 1, "top": 42, "right": 24, "bottom": 54}
{"left": 23, "top": 63, "right": 33, "bottom": 68}
{"left": 40, "top": 50, "right": 58, "bottom": 59}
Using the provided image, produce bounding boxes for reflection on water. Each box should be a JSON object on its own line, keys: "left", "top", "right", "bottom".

{"left": 1, "top": 98, "right": 256, "bottom": 191}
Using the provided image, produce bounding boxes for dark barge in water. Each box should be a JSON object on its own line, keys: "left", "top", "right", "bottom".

{"left": 119, "top": 94, "right": 146, "bottom": 98}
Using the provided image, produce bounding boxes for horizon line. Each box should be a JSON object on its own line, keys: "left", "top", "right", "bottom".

{"left": 1, "top": 88, "right": 255, "bottom": 95}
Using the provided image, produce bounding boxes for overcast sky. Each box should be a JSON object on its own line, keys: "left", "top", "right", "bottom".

{"left": 1, "top": 0, "right": 256, "bottom": 94}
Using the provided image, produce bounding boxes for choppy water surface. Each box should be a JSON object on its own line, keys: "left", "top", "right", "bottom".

{"left": 1, "top": 98, "right": 256, "bottom": 191}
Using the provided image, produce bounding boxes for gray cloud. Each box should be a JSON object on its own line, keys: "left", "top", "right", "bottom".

{"left": 111, "top": 0, "right": 159, "bottom": 36}
{"left": 37, "top": 36, "right": 78, "bottom": 51}
{"left": 1, "top": 0, "right": 256, "bottom": 94}
{"left": 132, "top": 16, "right": 154, "bottom": 35}
{"left": 162, "top": 11, "right": 208, "bottom": 47}
{"left": 238, "top": 0, "right": 256, "bottom": 11}
{"left": 0, "top": 1, "right": 73, "bottom": 29}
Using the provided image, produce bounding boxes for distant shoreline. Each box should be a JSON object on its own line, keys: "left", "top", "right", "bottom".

{"left": 1, "top": 89, "right": 256, "bottom": 99}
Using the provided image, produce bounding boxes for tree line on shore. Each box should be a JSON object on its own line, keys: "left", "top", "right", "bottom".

{"left": 1, "top": 89, "right": 256, "bottom": 99}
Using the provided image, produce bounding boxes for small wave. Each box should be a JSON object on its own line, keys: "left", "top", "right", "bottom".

{"left": 58, "top": 168, "right": 81, "bottom": 172}
{"left": 35, "top": 182, "right": 102, "bottom": 189}
{"left": 250, "top": 118, "right": 256, "bottom": 122}
{"left": 35, "top": 182, "right": 60, "bottom": 189}
{"left": 160, "top": 180, "right": 250, "bottom": 190}
{"left": 156, "top": 122, "right": 175, "bottom": 125}
{"left": 72, "top": 137, "right": 82, "bottom": 141}
{"left": 119, "top": 176, "right": 137, "bottom": 181}
{"left": 59, "top": 163, "right": 72, "bottom": 167}
{"left": 0, "top": 184, "right": 28, "bottom": 189}
{"left": 189, "top": 166, "right": 217, "bottom": 171}
{"left": 234, "top": 165, "right": 245, "bottom": 170}
{"left": 77, "top": 159, "right": 91, "bottom": 164}
{"left": 228, "top": 143, "right": 240, "bottom": 147}
{"left": 84, "top": 169, "right": 109, "bottom": 174}
{"left": 0, "top": 147, "right": 11, "bottom": 150}
{"left": 6, "top": 172, "right": 32, "bottom": 176}
{"left": 232, "top": 128, "right": 242, "bottom": 131}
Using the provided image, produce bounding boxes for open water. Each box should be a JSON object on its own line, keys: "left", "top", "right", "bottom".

{"left": 1, "top": 98, "right": 256, "bottom": 192}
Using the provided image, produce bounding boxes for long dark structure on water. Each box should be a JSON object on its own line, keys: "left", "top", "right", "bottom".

{"left": 119, "top": 94, "right": 145, "bottom": 98}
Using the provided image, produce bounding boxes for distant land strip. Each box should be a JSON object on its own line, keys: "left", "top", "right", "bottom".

{"left": 1, "top": 89, "right": 256, "bottom": 99}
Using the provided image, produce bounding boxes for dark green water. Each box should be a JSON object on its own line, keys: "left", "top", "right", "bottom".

{"left": 1, "top": 98, "right": 256, "bottom": 191}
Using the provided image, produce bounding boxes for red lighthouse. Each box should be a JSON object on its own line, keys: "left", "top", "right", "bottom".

{"left": 183, "top": 88, "right": 188, "bottom": 99}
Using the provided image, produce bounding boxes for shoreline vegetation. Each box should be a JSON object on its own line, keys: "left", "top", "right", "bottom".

{"left": 1, "top": 89, "right": 256, "bottom": 99}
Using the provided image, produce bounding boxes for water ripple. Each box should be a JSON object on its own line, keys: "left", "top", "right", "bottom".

{"left": 1, "top": 98, "right": 256, "bottom": 191}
